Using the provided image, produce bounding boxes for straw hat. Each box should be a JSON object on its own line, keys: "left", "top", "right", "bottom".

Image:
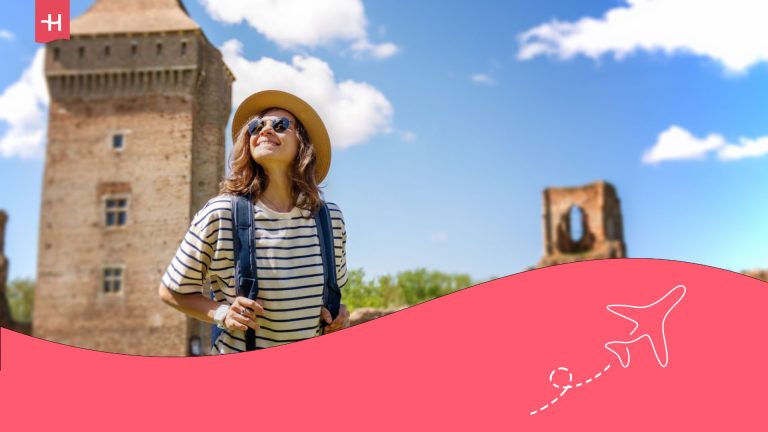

{"left": 232, "top": 90, "right": 331, "bottom": 182}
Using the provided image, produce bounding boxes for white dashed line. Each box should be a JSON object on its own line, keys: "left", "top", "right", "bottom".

{"left": 529, "top": 364, "right": 612, "bottom": 416}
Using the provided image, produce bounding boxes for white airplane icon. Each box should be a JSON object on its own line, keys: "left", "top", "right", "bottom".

{"left": 604, "top": 285, "right": 687, "bottom": 368}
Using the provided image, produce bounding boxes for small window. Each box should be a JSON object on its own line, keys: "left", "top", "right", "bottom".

{"left": 156, "top": 43, "right": 163, "bottom": 55}
{"left": 189, "top": 337, "right": 202, "bottom": 356}
{"left": 105, "top": 197, "right": 128, "bottom": 226}
{"left": 112, "top": 133, "right": 124, "bottom": 150}
{"left": 181, "top": 41, "right": 187, "bottom": 56}
{"left": 568, "top": 205, "right": 584, "bottom": 243}
{"left": 53, "top": 47, "right": 60, "bottom": 61}
{"left": 78, "top": 46, "right": 85, "bottom": 59}
{"left": 103, "top": 267, "right": 123, "bottom": 293}
{"left": 131, "top": 43, "right": 138, "bottom": 56}
{"left": 104, "top": 45, "right": 111, "bottom": 57}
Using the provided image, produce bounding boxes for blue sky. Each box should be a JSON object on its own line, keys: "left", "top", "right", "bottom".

{"left": 1, "top": 0, "right": 767, "bottom": 282}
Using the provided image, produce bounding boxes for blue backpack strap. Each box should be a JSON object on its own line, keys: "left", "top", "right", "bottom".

{"left": 233, "top": 194, "right": 259, "bottom": 351}
{"left": 211, "top": 194, "right": 258, "bottom": 352}
{"left": 316, "top": 202, "right": 341, "bottom": 327}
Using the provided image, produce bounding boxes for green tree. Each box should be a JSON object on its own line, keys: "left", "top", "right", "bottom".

{"left": 6, "top": 278, "right": 34, "bottom": 323}
{"left": 342, "top": 268, "right": 477, "bottom": 311}
{"left": 396, "top": 268, "right": 472, "bottom": 305}
{"left": 378, "top": 274, "right": 404, "bottom": 308}
{"left": 342, "top": 269, "right": 385, "bottom": 310}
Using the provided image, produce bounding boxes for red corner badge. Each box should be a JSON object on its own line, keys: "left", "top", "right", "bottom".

{"left": 35, "top": 0, "right": 70, "bottom": 43}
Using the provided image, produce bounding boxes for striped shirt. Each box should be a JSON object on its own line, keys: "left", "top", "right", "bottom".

{"left": 162, "top": 195, "right": 348, "bottom": 353}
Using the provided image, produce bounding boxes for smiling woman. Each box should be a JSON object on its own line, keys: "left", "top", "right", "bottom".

{"left": 158, "top": 90, "right": 350, "bottom": 354}
{"left": 225, "top": 107, "right": 322, "bottom": 214}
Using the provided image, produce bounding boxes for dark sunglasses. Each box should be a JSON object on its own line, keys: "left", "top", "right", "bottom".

{"left": 248, "top": 117, "right": 293, "bottom": 135}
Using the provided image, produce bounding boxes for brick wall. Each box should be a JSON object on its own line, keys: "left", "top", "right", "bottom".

{"left": 35, "top": 29, "right": 232, "bottom": 355}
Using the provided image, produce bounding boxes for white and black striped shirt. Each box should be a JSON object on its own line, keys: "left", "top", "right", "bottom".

{"left": 162, "top": 195, "right": 348, "bottom": 353}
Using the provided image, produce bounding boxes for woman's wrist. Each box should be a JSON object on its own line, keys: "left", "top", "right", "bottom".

{"left": 213, "top": 304, "right": 230, "bottom": 329}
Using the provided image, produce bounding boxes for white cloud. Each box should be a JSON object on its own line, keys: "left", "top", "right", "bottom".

{"left": 719, "top": 136, "right": 768, "bottom": 161}
{"left": 518, "top": 0, "right": 768, "bottom": 73}
{"left": 643, "top": 125, "right": 768, "bottom": 164}
{"left": 349, "top": 39, "right": 399, "bottom": 60}
{"left": 431, "top": 231, "right": 448, "bottom": 242}
{"left": 471, "top": 73, "right": 496, "bottom": 85}
{"left": 222, "top": 39, "right": 393, "bottom": 149}
{"left": 200, "top": 0, "right": 397, "bottom": 59}
{"left": 0, "top": 48, "right": 49, "bottom": 159}
{"left": 399, "top": 130, "right": 416, "bottom": 142}
{"left": 643, "top": 125, "right": 723, "bottom": 164}
{"left": 0, "top": 30, "right": 14, "bottom": 40}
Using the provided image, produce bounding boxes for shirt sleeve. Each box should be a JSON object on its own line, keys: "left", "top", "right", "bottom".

{"left": 161, "top": 199, "right": 232, "bottom": 295}
{"left": 328, "top": 203, "right": 348, "bottom": 290}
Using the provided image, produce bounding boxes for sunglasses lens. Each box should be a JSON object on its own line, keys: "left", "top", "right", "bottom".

{"left": 273, "top": 118, "right": 289, "bottom": 133}
{"left": 249, "top": 117, "right": 290, "bottom": 134}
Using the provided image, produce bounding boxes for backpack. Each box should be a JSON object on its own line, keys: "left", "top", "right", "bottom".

{"left": 210, "top": 195, "right": 342, "bottom": 351}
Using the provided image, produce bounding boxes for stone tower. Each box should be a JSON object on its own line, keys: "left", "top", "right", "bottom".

{"left": 537, "top": 181, "right": 626, "bottom": 268}
{"left": 35, "top": 0, "right": 233, "bottom": 355}
{"left": 0, "top": 210, "right": 11, "bottom": 328}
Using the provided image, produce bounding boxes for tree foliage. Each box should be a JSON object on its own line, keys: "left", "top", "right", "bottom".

{"left": 6, "top": 278, "right": 34, "bottom": 323}
{"left": 1, "top": 270, "right": 476, "bottom": 320}
{"left": 343, "top": 268, "right": 476, "bottom": 311}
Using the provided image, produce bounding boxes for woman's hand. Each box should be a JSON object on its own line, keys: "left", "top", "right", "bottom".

{"left": 320, "top": 304, "right": 350, "bottom": 334}
{"left": 224, "top": 297, "right": 264, "bottom": 332}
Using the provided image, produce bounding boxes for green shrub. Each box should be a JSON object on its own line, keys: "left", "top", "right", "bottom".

{"left": 343, "top": 268, "right": 476, "bottom": 311}
{"left": 6, "top": 278, "right": 34, "bottom": 323}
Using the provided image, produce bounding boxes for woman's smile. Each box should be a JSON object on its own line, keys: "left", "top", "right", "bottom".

{"left": 255, "top": 139, "right": 280, "bottom": 147}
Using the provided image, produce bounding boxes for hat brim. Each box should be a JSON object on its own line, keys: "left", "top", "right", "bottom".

{"left": 231, "top": 90, "right": 331, "bottom": 183}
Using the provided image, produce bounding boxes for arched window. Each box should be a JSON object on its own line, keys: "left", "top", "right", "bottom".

{"left": 568, "top": 205, "right": 584, "bottom": 243}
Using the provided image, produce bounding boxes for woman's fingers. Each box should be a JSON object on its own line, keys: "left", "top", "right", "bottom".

{"left": 330, "top": 304, "right": 349, "bottom": 330}
{"left": 229, "top": 310, "right": 258, "bottom": 331}
{"left": 225, "top": 315, "right": 248, "bottom": 331}
{"left": 236, "top": 297, "right": 265, "bottom": 316}
{"left": 323, "top": 304, "right": 350, "bottom": 333}
{"left": 227, "top": 297, "right": 261, "bottom": 331}
{"left": 238, "top": 308, "right": 259, "bottom": 330}
{"left": 320, "top": 307, "right": 332, "bottom": 324}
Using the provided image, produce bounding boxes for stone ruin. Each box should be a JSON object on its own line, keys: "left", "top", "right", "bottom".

{"left": 349, "top": 307, "right": 405, "bottom": 327}
{"left": 536, "top": 180, "right": 627, "bottom": 268}
{"left": 532, "top": 181, "right": 767, "bottom": 283}
{"left": 743, "top": 269, "right": 768, "bottom": 283}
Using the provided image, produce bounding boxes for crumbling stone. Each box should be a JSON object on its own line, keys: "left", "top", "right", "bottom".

{"left": 537, "top": 181, "right": 627, "bottom": 268}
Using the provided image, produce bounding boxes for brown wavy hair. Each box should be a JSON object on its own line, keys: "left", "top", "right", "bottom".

{"left": 219, "top": 108, "right": 322, "bottom": 216}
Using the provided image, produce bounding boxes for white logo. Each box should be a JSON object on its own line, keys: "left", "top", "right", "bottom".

{"left": 40, "top": 13, "right": 62, "bottom": 32}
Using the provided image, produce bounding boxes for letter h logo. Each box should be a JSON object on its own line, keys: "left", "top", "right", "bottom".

{"left": 35, "top": 0, "right": 70, "bottom": 43}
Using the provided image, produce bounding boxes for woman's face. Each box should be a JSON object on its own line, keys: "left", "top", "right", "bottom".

{"left": 248, "top": 108, "right": 300, "bottom": 172}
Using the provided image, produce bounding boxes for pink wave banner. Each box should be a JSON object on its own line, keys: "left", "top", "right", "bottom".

{"left": 1, "top": 259, "right": 766, "bottom": 430}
